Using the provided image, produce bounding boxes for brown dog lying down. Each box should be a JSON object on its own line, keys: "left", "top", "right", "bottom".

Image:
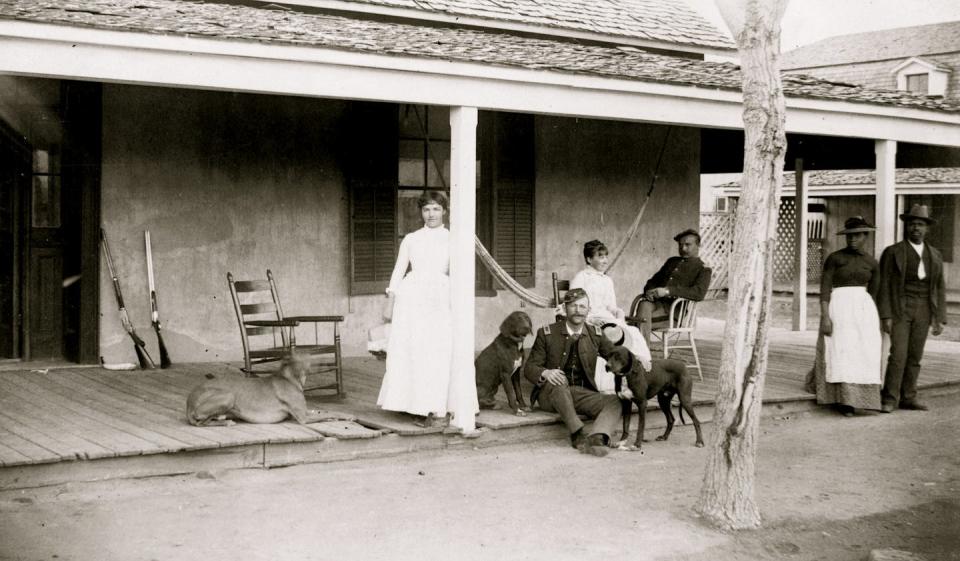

{"left": 605, "top": 346, "right": 704, "bottom": 452}
{"left": 186, "top": 354, "right": 330, "bottom": 426}
{"left": 475, "top": 311, "right": 533, "bottom": 416}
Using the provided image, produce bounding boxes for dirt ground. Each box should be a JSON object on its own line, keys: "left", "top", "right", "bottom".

{"left": 1, "top": 387, "right": 958, "bottom": 561}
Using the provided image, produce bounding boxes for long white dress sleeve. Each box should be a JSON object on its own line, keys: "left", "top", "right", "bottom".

{"left": 386, "top": 234, "right": 411, "bottom": 295}
{"left": 570, "top": 267, "right": 620, "bottom": 323}
{"left": 570, "top": 267, "right": 652, "bottom": 373}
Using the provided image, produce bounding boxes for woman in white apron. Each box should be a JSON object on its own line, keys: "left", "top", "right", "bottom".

{"left": 809, "top": 216, "right": 882, "bottom": 416}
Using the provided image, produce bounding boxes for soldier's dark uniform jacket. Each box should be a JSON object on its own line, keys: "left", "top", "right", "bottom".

{"left": 524, "top": 321, "right": 614, "bottom": 389}
{"left": 643, "top": 256, "right": 712, "bottom": 301}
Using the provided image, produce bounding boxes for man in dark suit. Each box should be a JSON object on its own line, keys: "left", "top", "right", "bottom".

{"left": 637, "top": 228, "right": 712, "bottom": 344}
{"left": 877, "top": 204, "right": 947, "bottom": 412}
{"left": 525, "top": 288, "right": 619, "bottom": 457}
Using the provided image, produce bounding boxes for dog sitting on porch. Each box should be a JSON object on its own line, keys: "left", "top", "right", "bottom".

{"left": 475, "top": 311, "right": 533, "bottom": 416}
{"left": 186, "top": 353, "right": 328, "bottom": 426}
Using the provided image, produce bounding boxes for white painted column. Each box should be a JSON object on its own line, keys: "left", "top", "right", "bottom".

{"left": 875, "top": 140, "right": 898, "bottom": 255}
{"left": 448, "top": 106, "right": 479, "bottom": 433}
{"left": 792, "top": 160, "right": 808, "bottom": 332}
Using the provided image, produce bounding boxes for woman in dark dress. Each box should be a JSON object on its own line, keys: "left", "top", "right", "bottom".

{"left": 809, "top": 216, "right": 882, "bottom": 416}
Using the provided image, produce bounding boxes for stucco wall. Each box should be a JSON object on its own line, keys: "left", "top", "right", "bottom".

{"left": 99, "top": 87, "right": 701, "bottom": 362}
{"left": 473, "top": 118, "right": 702, "bottom": 344}
{"left": 100, "top": 85, "right": 357, "bottom": 364}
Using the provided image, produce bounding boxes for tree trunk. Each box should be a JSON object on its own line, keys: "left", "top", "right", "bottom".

{"left": 696, "top": 0, "right": 789, "bottom": 530}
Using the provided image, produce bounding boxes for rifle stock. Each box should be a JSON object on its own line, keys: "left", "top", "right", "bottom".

{"left": 150, "top": 291, "right": 172, "bottom": 368}
{"left": 101, "top": 229, "right": 156, "bottom": 369}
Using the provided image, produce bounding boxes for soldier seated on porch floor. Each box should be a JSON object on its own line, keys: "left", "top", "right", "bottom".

{"left": 636, "top": 228, "right": 712, "bottom": 344}
{"left": 524, "top": 288, "right": 620, "bottom": 457}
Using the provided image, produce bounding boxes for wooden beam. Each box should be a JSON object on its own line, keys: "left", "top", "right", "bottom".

{"left": 792, "top": 159, "right": 808, "bottom": 331}
{"left": 874, "top": 140, "right": 897, "bottom": 254}
{"left": 448, "top": 106, "right": 479, "bottom": 433}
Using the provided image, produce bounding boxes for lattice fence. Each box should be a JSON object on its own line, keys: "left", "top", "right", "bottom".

{"left": 699, "top": 211, "right": 734, "bottom": 290}
{"left": 700, "top": 203, "right": 822, "bottom": 290}
{"left": 774, "top": 199, "right": 797, "bottom": 283}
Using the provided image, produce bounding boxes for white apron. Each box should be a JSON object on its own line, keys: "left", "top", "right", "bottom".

{"left": 824, "top": 286, "right": 882, "bottom": 385}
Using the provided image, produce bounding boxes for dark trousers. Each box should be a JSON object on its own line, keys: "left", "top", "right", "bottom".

{"left": 538, "top": 383, "right": 621, "bottom": 441}
{"left": 638, "top": 299, "right": 670, "bottom": 343}
{"left": 882, "top": 295, "right": 931, "bottom": 407}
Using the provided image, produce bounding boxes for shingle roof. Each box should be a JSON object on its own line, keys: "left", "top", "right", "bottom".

{"left": 2, "top": 0, "right": 959, "bottom": 113}
{"left": 781, "top": 20, "right": 960, "bottom": 70}
{"left": 716, "top": 168, "right": 960, "bottom": 190}
{"left": 326, "top": 0, "right": 735, "bottom": 50}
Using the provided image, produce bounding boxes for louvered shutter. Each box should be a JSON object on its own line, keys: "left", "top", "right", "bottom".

{"left": 494, "top": 113, "right": 535, "bottom": 288}
{"left": 347, "top": 102, "right": 399, "bottom": 295}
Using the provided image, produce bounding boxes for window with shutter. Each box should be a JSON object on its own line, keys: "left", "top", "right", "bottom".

{"left": 347, "top": 102, "right": 398, "bottom": 295}
{"left": 493, "top": 113, "right": 535, "bottom": 288}
{"left": 347, "top": 104, "right": 535, "bottom": 295}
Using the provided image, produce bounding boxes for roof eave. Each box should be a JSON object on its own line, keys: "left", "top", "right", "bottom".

{"left": 257, "top": 0, "right": 737, "bottom": 56}
{"left": 0, "top": 21, "right": 957, "bottom": 148}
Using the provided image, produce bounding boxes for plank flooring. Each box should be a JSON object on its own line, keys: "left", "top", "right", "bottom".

{"left": 1, "top": 331, "right": 958, "bottom": 468}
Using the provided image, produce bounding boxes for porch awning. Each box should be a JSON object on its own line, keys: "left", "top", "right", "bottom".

{"left": 716, "top": 167, "right": 960, "bottom": 197}
{"left": 1, "top": 0, "right": 959, "bottom": 146}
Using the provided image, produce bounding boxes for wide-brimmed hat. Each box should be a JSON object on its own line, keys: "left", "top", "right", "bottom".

{"left": 836, "top": 216, "right": 876, "bottom": 235}
{"left": 899, "top": 204, "right": 936, "bottom": 225}
{"left": 601, "top": 323, "right": 625, "bottom": 346}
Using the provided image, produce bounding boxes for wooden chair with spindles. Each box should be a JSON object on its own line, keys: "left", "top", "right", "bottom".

{"left": 227, "top": 270, "right": 344, "bottom": 397}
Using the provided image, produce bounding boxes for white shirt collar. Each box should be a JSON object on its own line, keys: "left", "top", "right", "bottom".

{"left": 908, "top": 240, "right": 925, "bottom": 256}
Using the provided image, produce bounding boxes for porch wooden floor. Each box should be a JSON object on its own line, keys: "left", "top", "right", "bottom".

{"left": 1, "top": 326, "right": 958, "bottom": 469}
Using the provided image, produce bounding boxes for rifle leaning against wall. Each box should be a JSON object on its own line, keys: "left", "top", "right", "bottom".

{"left": 145, "top": 231, "right": 172, "bottom": 368}
{"left": 101, "top": 228, "right": 156, "bottom": 369}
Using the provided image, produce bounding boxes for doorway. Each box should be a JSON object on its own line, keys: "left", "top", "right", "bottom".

{"left": 0, "top": 78, "right": 100, "bottom": 364}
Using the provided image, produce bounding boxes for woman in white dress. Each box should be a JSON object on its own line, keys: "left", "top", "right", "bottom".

{"left": 570, "top": 240, "right": 652, "bottom": 374}
{"left": 378, "top": 190, "right": 453, "bottom": 427}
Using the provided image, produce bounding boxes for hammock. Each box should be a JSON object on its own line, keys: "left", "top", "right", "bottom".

{"left": 411, "top": 105, "right": 671, "bottom": 309}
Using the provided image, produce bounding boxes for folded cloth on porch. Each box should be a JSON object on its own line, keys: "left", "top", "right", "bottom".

{"left": 824, "top": 286, "right": 882, "bottom": 385}
{"left": 367, "top": 323, "right": 391, "bottom": 359}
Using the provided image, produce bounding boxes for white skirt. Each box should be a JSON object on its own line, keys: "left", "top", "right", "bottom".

{"left": 824, "top": 286, "right": 882, "bottom": 385}
{"left": 377, "top": 271, "right": 453, "bottom": 416}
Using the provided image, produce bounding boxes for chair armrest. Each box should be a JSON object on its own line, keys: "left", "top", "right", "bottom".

{"left": 245, "top": 319, "right": 300, "bottom": 327}
{"left": 624, "top": 315, "right": 641, "bottom": 325}
{"left": 285, "top": 315, "right": 344, "bottom": 323}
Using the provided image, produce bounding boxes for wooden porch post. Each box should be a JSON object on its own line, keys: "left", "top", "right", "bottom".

{"left": 875, "top": 140, "right": 897, "bottom": 254}
{"left": 448, "top": 106, "right": 479, "bottom": 433}
{"left": 792, "top": 159, "right": 808, "bottom": 331}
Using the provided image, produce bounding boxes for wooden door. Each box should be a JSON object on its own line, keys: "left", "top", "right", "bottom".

{"left": 25, "top": 148, "right": 64, "bottom": 359}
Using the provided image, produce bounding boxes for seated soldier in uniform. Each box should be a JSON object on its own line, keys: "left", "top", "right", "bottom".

{"left": 524, "top": 288, "right": 620, "bottom": 457}
{"left": 637, "top": 228, "right": 712, "bottom": 344}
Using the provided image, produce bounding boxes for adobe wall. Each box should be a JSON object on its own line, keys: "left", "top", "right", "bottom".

{"left": 99, "top": 85, "right": 702, "bottom": 362}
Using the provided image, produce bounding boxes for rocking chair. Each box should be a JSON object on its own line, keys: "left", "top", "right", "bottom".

{"left": 227, "top": 270, "right": 345, "bottom": 397}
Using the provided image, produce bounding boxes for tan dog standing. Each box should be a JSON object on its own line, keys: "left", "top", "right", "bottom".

{"left": 186, "top": 354, "right": 325, "bottom": 426}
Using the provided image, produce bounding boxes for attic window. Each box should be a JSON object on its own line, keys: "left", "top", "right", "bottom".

{"left": 905, "top": 73, "right": 929, "bottom": 94}
{"left": 892, "top": 58, "right": 949, "bottom": 97}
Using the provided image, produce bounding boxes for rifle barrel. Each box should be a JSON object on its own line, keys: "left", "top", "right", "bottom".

{"left": 101, "top": 228, "right": 156, "bottom": 369}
